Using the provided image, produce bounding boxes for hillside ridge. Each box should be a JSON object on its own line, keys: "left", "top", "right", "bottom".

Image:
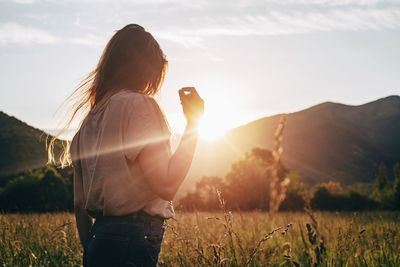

{"left": 1, "top": 95, "right": 399, "bottom": 185}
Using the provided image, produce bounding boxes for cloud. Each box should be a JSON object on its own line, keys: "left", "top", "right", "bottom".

{"left": 154, "top": 7, "right": 400, "bottom": 47}
{"left": 13, "top": 0, "right": 36, "bottom": 4}
{"left": 0, "top": 22, "right": 60, "bottom": 45}
{"left": 68, "top": 34, "right": 106, "bottom": 47}
{"left": 2, "top": 2, "right": 400, "bottom": 49}
{"left": 201, "top": 8, "right": 400, "bottom": 35}
{"left": 0, "top": 22, "right": 105, "bottom": 47}
{"left": 154, "top": 31, "right": 206, "bottom": 49}
{"left": 236, "top": 0, "right": 388, "bottom": 7}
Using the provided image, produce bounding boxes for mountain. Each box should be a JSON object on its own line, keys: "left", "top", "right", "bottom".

{"left": 186, "top": 95, "right": 400, "bottom": 186}
{"left": 0, "top": 111, "right": 50, "bottom": 176}
{"left": 1, "top": 95, "right": 399, "bottom": 186}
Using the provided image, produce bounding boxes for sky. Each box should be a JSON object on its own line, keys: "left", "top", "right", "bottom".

{"left": 0, "top": 0, "right": 399, "bottom": 139}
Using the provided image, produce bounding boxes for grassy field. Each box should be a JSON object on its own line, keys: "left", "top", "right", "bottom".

{"left": 0, "top": 211, "right": 399, "bottom": 266}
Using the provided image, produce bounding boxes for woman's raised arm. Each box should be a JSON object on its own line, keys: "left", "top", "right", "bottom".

{"left": 138, "top": 87, "right": 204, "bottom": 200}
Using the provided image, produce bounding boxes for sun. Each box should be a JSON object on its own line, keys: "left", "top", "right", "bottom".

{"left": 168, "top": 84, "right": 255, "bottom": 141}
{"left": 196, "top": 88, "right": 244, "bottom": 141}
{"left": 198, "top": 114, "right": 228, "bottom": 141}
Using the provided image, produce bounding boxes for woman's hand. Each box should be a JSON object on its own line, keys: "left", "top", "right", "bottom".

{"left": 179, "top": 87, "right": 204, "bottom": 125}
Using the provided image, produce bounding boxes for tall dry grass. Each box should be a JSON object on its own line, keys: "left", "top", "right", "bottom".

{"left": 161, "top": 211, "right": 400, "bottom": 266}
{"left": 1, "top": 211, "right": 399, "bottom": 266}
{"left": 268, "top": 115, "right": 290, "bottom": 213}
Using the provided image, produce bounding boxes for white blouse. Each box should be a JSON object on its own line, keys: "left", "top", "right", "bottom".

{"left": 70, "top": 90, "right": 175, "bottom": 218}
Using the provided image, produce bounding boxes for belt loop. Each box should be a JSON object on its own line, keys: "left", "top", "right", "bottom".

{"left": 131, "top": 212, "right": 138, "bottom": 222}
{"left": 143, "top": 214, "right": 151, "bottom": 236}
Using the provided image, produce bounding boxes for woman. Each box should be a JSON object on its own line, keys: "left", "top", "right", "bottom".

{"left": 48, "top": 24, "right": 204, "bottom": 266}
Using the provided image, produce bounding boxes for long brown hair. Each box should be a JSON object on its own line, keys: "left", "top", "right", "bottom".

{"left": 47, "top": 24, "right": 168, "bottom": 167}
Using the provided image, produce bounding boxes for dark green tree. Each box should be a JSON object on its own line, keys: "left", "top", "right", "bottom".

{"left": 38, "top": 166, "right": 69, "bottom": 211}
{"left": 393, "top": 163, "right": 400, "bottom": 182}
{"left": 178, "top": 148, "right": 288, "bottom": 211}
{"left": 376, "top": 163, "right": 388, "bottom": 191}
{"left": 311, "top": 186, "right": 377, "bottom": 211}
{"left": 0, "top": 166, "right": 73, "bottom": 212}
{"left": 0, "top": 173, "right": 41, "bottom": 212}
{"left": 178, "top": 176, "right": 223, "bottom": 211}
{"left": 279, "top": 172, "right": 306, "bottom": 211}
{"left": 393, "top": 163, "right": 400, "bottom": 209}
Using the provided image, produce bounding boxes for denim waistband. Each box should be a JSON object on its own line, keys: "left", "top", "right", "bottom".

{"left": 87, "top": 209, "right": 165, "bottom": 224}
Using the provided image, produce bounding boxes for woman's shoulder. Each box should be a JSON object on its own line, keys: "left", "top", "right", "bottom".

{"left": 111, "top": 90, "right": 171, "bottom": 136}
{"left": 109, "top": 90, "right": 155, "bottom": 106}
{"left": 109, "top": 90, "right": 162, "bottom": 117}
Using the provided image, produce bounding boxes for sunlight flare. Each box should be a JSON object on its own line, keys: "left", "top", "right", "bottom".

{"left": 196, "top": 85, "right": 245, "bottom": 140}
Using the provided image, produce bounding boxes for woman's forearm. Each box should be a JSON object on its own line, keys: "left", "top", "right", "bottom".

{"left": 166, "top": 121, "right": 199, "bottom": 198}
{"left": 139, "top": 87, "right": 203, "bottom": 201}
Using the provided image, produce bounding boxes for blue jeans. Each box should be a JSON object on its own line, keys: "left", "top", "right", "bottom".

{"left": 83, "top": 211, "right": 166, "bottom": 267}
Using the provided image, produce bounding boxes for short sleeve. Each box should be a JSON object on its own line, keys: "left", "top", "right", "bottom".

{"left": 123, "top": 94, "right": 171, "bottom": 162}
{"left": 70, "top": 132, "right": 80, "bottom": 163}
{"left": 70, "top": 132, "right": 85, "bottom": 207}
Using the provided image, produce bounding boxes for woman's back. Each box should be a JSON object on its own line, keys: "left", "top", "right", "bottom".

{"left": 71, "top": 90, "right": 174, "bottom": 218}
{"left": 50, "top": 24, "right": 204, "bottom": 266}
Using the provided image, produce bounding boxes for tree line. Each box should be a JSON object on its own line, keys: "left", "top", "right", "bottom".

{"left": 0, "top": 148, "right": 399, "bottom": 213}
{"left": 178, "top": 148, "right": 400, "bottom": 212}
{"left": 0, "top": 167, "right": 73, "bottom": 212}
